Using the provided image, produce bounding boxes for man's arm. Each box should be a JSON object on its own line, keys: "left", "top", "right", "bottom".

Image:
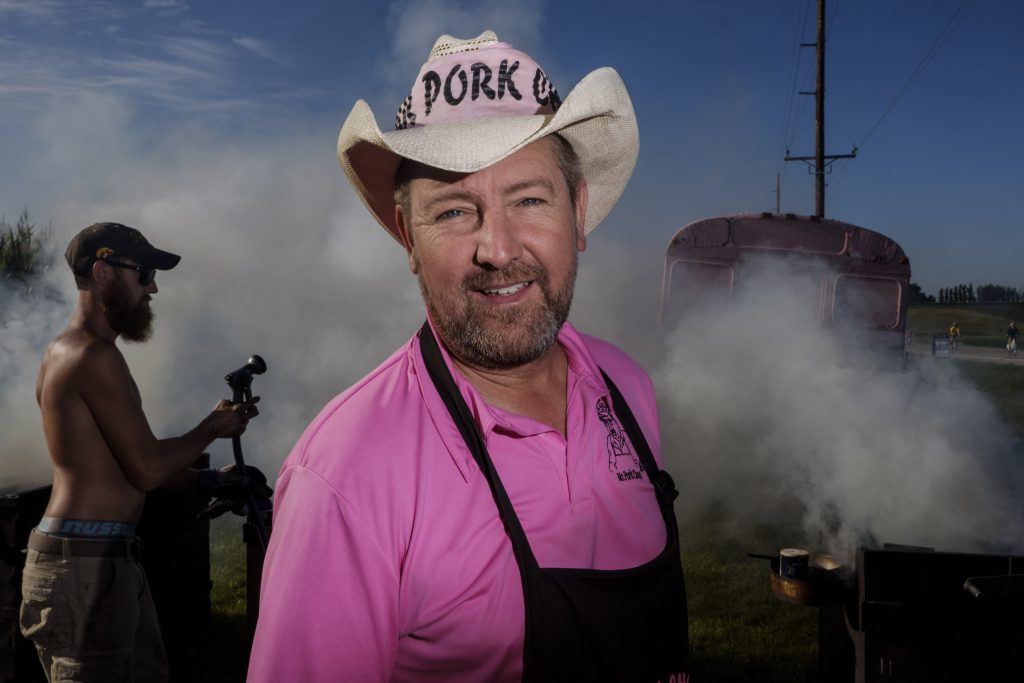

{"left": 161, "top": 467, "right": 201, "bottom": 491}
{"left": 248, "top": 465, "right": 400, "bottom": 682}
{"left": 77, "top": 342, "right": 254, "bottom": 491}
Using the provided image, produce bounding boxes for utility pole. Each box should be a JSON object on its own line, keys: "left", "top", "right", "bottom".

{"left": 785, "top": 0, "right": 856, "bottom": 218}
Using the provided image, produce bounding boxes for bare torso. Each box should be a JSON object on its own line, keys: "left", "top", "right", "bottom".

{"left": 37, "top": 329, "right": 147, "bottom": 522}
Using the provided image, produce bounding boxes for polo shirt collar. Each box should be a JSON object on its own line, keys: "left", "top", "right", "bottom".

{"left": 411, "top": 317, "right": 610, "bottom": 483}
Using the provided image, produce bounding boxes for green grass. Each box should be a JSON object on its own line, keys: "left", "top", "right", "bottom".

{"left": 952, "top": 361, "right": 1024, "bottom": 434}
{"left": 907, "top": 302, "right": 1024, "bottom": 432}
{"left": 166, "top": 515, "right": 250, "bottom": 683}
{"left": 908, "top": 303, "right": 1024, "bottom": 347}
{"left": 209, "top": 515, "right": 249, "bottom": 620}
{"left": 683, "top": 519, "right": 818, "bottom": 681}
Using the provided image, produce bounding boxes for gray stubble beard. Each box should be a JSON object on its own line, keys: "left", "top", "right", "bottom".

{"left": 419, "top": 252, "right": 577, "bottom": 370}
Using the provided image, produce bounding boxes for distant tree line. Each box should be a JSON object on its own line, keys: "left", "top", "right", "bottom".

{"left": 940, "top": 283, "right": 976, "bottom": 303}
{"left": 937, "top": 283, "right": 1022, "bottom": 304}
{"left": 909, "top": 282, "right": 936, "bottom": 303}
{"left": 909, "top": 282, "right": 1022, "bottom": 304}
{"left": 0, "top": 209, "right": 47, "bottom": 281}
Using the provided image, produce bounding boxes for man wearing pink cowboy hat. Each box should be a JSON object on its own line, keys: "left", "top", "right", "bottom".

{"left": 249, "top": 31, "right": 689, "bottom": 683}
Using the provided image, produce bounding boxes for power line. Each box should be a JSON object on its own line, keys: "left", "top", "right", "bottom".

{"left": 781, "top": 0, "right": 840, "bottom": 174}
{"left": 782, "top": 0, "right": 839, "bottom": 153}
{"left": 857, "top": 0, "right": 976, "bottom": 149}
{"left": 830, "top": 0, "right": 976, "bottom": 206}
{"left": 779, "top": 0, "right": 813, "bottom": 172}
{"left": 826, "top": 0, "right": 842, "bottom": 41}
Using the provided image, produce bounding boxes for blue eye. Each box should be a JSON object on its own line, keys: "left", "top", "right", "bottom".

{"left": 438, "top": 208, "right": 464, "bottom": 220}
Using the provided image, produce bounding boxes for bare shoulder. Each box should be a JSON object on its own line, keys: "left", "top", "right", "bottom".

{"left": 40, "top": 329, "right": 128, "bottom": 392}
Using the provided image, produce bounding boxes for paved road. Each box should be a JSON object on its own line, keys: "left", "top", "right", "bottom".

{"left": 909, "top": 340, "right": 1024, "bottom": 366}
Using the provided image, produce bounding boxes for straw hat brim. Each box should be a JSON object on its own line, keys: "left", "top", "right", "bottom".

{"left": 337, "top": 67, "right": 638, "bottom": 244}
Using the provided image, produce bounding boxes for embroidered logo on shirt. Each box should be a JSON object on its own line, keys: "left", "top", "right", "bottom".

{"left": 595, "top": 397, "right": 643, "bottom": 481}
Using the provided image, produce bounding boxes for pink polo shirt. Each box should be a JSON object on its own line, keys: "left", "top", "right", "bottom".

{"left": 248, "top": 322, "right": 668, "bottom": 683}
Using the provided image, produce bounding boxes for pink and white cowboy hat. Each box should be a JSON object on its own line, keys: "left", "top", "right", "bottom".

{"left": 337, "top": 30, "right": 639, "bottom": 244}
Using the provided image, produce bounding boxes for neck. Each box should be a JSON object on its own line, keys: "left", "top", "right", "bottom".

{"left": 450, "top": 342, "right": 569, "bottom": 436}
{"left": 70, "top": 291, "right": 118, "bottom": 343}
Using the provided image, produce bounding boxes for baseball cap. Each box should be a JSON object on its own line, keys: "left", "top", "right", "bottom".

{"left": 65, "top": 222, "right": 181, "bottom": 276}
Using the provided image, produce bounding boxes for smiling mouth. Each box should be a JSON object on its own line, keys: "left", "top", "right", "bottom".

{"left": 480, "top": 282, "right": 531, "bottom": 296}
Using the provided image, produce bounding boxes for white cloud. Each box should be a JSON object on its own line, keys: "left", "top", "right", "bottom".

{"left": 382, "top": 0, "right": 545, "bottom": 90}
{"left": 0, "top": 0, "right": 128, "bottom": 23}
{"left": 0, "top": 32, "right": 264, "bottom": 119}
{"left": 233, "top": 36, "right": 280, "bottom": 63}
{"left": 0, "top": 0, "right": 67, "bottom": 19}
{"left": 143, "top": 0, "right": 188, "bottom": 12}
{"left": 160, "top": 35, "right": 233, "bottom": 68}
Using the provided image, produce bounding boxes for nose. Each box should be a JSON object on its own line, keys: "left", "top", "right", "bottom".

{"left": 474, "top": 210, "right": 522, "bottom": 270}
{"left": 146, "top": 278, "right": 158, "bottom": 294}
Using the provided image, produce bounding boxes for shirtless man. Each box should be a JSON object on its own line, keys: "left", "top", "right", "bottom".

{"left": 20, "top": 222, "right": 259, "bottom": 682}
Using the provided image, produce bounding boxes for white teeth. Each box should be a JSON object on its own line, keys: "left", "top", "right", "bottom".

{"left": 483, "top": 282, "right": 529, "bottom": 296}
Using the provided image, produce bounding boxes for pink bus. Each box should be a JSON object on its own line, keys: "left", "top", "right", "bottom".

{"left": 659, "top": 212, "right": 912, "bottom": 354}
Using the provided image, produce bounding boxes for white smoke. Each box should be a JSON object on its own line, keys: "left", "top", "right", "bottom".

{"left": 654, "top": 258, "right": 1024, "bottom": 561}
{"left": 0, "top": 264, "right": 73, "bottom": 489}
{"left": 3, "top": 93, "right": 1021, "bottom": 566}
{"left": 0, "top": 90, "right": 424, "bottom": 487}
{"left": 0, "top": 0, "right": 555, "bottom": 490}
{"left": 0, "top": 1, "right": 551, "bottom": 488}
{"left": 1, "top": 13, "right": 1021, "bottom": 566}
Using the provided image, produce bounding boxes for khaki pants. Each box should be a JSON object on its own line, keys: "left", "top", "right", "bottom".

{"left": 19, "top": 534, "right": 169, "bottom": 683}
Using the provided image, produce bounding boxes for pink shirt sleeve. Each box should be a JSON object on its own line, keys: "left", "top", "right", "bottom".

{"left": 247, "top": 465, "right": 400, "bottom": 682}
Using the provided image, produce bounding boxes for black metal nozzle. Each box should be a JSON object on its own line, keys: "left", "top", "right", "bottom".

{"left": 221, "top": 354, "right": 270, "bottom": 552}
{"left": 225, "top": 355, "right": 267, "bottom": 393}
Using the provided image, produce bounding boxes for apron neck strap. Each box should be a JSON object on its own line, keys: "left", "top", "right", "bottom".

{"left": 418, "top": 322, "right": 537, "bottom": 565}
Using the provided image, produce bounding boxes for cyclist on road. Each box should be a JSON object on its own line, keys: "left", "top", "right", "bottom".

{"left": 949, "top": 322, "right": 961, "bottom": 353}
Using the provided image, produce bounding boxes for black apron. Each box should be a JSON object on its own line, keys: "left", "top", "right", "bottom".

{"left": 419, "top": 323, "right": 690, "bottom": 683}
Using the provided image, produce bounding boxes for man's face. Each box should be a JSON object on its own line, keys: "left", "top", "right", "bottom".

{"left": 398, "top": 137, "right": 588, "bottom": 370}
{"left": 99, "top": 262, "right": 156, "bottom": 343}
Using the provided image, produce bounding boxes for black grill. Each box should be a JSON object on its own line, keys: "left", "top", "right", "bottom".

{"left": 779, "top": 545, "right": 1024, "bottom": 682}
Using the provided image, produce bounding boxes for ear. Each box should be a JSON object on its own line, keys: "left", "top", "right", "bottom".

{"left": 395, "top": 204, "right": 418, "bottom": 275}
{"left": 574, "top": 180, "right": 589, "bottom": 252}
{"left": 91, "top": 259, "right": 111, "bottom": 284}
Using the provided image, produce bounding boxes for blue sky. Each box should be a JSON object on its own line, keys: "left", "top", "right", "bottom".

{"left": 1, "top": 0, "right": 1020, "bottom": 297}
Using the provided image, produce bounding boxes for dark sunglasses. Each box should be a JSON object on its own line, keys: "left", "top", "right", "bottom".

{"left": 103, "top": 260, "right": 156, "bottom": 286}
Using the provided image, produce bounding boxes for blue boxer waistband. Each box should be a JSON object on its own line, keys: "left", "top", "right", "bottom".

{"left": 37, "top": 516, "right": 136, "bottom": 538}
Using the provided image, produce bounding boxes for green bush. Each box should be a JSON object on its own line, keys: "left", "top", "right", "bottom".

{"left": 0, "top": 209, "right": 44, "bottom": 281}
